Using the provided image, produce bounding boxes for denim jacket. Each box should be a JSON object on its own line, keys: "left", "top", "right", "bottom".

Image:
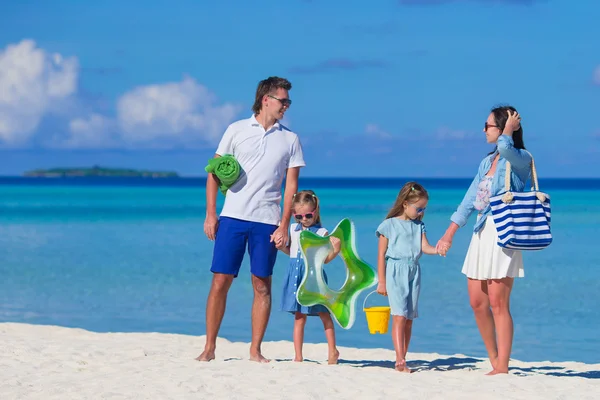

{"left": 450, "top": 135, "right": 532, "bottom": 233}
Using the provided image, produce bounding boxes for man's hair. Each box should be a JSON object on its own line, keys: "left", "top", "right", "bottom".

{"left": 252, "top": 76, "right": 292, "bottom": 114}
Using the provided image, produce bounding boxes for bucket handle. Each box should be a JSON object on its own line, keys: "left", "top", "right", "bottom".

{"left": 363, "top": 290, "right": 386, "bottom": 310}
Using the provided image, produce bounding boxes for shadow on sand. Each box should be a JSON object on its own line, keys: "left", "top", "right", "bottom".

{"left": 338, "top": 356, "right": 480, "bottom": 372}
{"left": 510, "top": 366, "right": 600, "bottom": 379}
{"left": 338, "top": 357, "right": 600, "bottom": 379}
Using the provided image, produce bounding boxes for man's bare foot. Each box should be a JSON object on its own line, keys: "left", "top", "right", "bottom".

{"left": 395, "top": 360, "right": 412, "bottom": 373}
{"left": 328, "top": 349, "right": 340, "bottom": 365}
{"left": 195, "top": 349, "right": 215, "bottom": 362}
{"left": 249, "top": 351, "right": 271, "bottom": 363}
{"left": 486, "top": 368, "right": 508, "bottom": 376}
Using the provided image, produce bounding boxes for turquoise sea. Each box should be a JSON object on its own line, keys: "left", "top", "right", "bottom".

{"left": 1, "top": 177, "right": 598, "bottom": 364}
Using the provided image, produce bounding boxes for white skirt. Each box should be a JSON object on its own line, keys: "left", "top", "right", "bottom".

{"left": 461, "top": 216, "right": 524, "bottom": 280}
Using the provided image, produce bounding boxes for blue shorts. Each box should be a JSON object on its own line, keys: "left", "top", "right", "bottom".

{"left": 210, "top": 217, "right": 279, "bottom": 278}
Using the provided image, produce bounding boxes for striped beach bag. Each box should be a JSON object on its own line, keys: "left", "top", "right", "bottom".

{"left": 489, "top": 152, "right": 552, "bottom": 250}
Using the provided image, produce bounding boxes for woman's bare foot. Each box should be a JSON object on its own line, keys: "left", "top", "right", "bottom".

{"left": 328, "top": 349, "right": 340, "bottom": 365}
{"left": 195, "top": 349, "right": 215, "bottom": 362}
{"left": 249, "top": 351, "right": 271, "bottom": 363}
{"left": 294, "top": 356, "right": 303, "bottom": 362}
{"left": 395, "top": 359, "right": 412, "bottom": 373}
{"left": 490, "top": 356, "right": 499, "bottom": 370}
{"left": 486, "top": 368, "right": 508, "bottom": 376}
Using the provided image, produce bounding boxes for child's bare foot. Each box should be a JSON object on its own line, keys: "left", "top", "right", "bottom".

{"left": 395, "top": 359, "right": 412, "bottom": 373}
{"left": 328, "top": 349, "right": 340, "bottom": 365}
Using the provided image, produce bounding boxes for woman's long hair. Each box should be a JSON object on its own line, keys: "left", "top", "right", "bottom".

{"left": 488, "top": 105, "right": 526, "bottom": 155}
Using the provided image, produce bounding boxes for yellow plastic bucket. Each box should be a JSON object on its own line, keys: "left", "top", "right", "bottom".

{"left": 363, "top": 290, "right": 391, "bottom": 334}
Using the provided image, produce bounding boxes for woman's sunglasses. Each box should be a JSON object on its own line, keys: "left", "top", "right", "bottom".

{"left": 484, "top": 122, "right": 498, "bottom": 131}
{"left": 294, "top": 212, "right": 315, "bottom": 220}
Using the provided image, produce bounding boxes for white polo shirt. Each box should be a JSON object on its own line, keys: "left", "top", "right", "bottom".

{"left": 215, "top": 115, "right": 305, "bottom": 226}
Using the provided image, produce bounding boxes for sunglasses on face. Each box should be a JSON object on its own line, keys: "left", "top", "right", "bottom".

{"left": 484, "top": 122, "right": 498, "bottom": 131}
{"left": 294, "top": 212, "right": 315, "bottom": 220}
{"left": 268, "top": 94, "right": 292, "bottom": 107}
{"left": 409, "top": 203, "right": 426, "bottom": 214}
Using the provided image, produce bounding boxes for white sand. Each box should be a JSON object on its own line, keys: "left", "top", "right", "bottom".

{"left": 1, "top": 323, "right": 598, "bottom": 400}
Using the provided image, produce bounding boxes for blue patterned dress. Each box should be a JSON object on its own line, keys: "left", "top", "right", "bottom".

{"left": 280, "top": 222, "right": 329, "bottom": 315}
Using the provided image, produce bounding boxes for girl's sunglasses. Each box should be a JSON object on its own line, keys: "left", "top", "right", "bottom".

{"left": 409, "top": 203, "right": 427, "bottom": 214}
{"left": 294, "top": 212, "right": 315, "bottom": 220}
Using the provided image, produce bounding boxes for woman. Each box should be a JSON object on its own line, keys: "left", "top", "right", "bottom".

{"left": 436, "top": 105, "right": 531, "bottom": 375}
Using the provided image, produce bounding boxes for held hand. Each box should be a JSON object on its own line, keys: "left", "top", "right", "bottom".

{"left": 270, "top": 226, "right": 289, "bottom": 249}
{"left": 505, "top": 110, "right": 521, "bottom": 133}
{"left": 329, "top": 236, "right": 341, "bottom": 254}
{"left": 204, "top": 214, "right": 219, "bottom": 241}
{"left": 376, "top": 282, "right": 387, "bottom": 296}
{"left": 436, "top": 237, "right": 452, "bottom": 257}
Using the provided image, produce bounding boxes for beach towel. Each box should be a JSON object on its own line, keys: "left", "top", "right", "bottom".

{"left": 204, "top": 154, "right": 241, "bottom": 195}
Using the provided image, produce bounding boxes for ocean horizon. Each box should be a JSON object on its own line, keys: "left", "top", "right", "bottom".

{"left": 1, "top": 176, "right": 600, "bottom": 189}
{"left": 1, "top": 177, "right": 598, "bottom": 365}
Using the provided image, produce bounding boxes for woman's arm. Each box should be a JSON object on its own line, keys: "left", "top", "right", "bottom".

{"left": 497, "top": 110, "right": 531, "bottom": 170}
{"left": 450, "top": 169, "right": 481, "bottom": 229}
{"left": 497, "top": 136, "right": 531, "bottom": 171}
{"left": 437, "top": 168, "right": 482, "bottom": 255}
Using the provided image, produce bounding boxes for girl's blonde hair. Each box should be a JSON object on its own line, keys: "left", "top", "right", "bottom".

{"left": 292, "top": 190, "right": 321, "bottom": 224}
{"left": 386, "top": 181, "right": 429, "bottom": 220}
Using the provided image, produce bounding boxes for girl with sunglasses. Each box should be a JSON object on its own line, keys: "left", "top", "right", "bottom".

{"left": 376, "top": 182, "right": 440, "bottom": 373}
{"left": 277, "top": 190, "right": 341, "bottom": 364}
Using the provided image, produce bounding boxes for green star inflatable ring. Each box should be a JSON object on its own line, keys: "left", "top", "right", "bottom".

{"left": 296, "top": 218, "right": 377, "bottom": 329}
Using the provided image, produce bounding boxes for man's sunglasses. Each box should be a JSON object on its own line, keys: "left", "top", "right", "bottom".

{"left": 294, "top": 212, "right": 314, "bottom": 220}
{"left": 268, "top": 94, "right": 292, "bottom": 107}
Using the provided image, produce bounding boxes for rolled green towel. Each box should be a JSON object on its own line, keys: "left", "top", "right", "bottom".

{"left": 205, "top": 154, "right": 241, "bottom": 195}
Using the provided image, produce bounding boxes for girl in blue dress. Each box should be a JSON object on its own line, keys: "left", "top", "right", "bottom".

{"left": 376, "top": 182, "right": 440, "bottom": 373}
{"left": 277, "top": 190, "right": 341, "bottom": 364}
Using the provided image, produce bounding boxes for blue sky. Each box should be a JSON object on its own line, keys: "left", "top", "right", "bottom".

{"left": 0, "top": 0, "right": 598, "bottom": 177}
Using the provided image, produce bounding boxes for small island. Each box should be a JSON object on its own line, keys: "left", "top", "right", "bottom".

{"left": 23, "top": 166, "right": 179, "bottom": 178}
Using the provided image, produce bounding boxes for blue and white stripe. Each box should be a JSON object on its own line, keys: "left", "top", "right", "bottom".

{"left": 490, "top": 191, "right": 552, "bottom": 250}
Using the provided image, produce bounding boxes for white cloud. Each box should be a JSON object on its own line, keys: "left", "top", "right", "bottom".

{"left": 594, "top": 66, "right": 600, "bottom": 85}
{"left": 115, "top": 76, "right": 241, "bottom": 145}
{"left": 64, "top": 113, "right": 115, "bottom": 148}
{"left": 65, "top": 76, "right": 242, "bottom": 148}
{"left": 365, "top": 123, "right": 392, "bottom": 139}
{"left": 0, "top": 40, "right": 78, "bottom": 145}
{"left": 0, "top": 40, "right": 241, "bottom": 149}
{"left": 436, "top": 126, "right": 472, "bottom": 140}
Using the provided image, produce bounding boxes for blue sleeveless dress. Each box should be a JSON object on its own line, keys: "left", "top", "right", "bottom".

{"left": 280, "top": 223, "right": 329, "bottom": 316}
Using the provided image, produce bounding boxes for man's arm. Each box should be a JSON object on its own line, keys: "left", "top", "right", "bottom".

{"left": 271, "top": 167, "right": 300, "bottom": 247}
{"left": 204, "top": 154, "right": 221, "bottom": 241}
{"left": 281, "top": 167, "right": 300, "bottom": 227}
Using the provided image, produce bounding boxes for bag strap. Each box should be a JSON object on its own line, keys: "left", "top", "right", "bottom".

{"left": 504, "top": 150, "right": 540, "bottom": 192}
{"left": 502, "top": 150, "right": 546, "bottom": 203}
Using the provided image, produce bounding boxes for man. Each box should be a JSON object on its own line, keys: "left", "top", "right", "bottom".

{"left": 196, "top": 76, "right": 304, "bottom": 363}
